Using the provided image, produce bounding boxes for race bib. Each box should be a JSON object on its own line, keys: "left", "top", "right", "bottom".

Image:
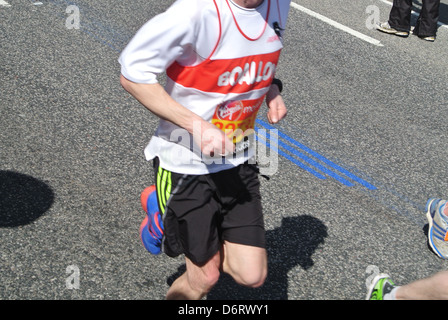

{"left": 211, "top": 96, "right": 265, "bottom": 144}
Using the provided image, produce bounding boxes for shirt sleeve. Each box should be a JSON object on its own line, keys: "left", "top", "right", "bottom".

{"left": 118, "top": 0, "right": 201, "bottom": 84}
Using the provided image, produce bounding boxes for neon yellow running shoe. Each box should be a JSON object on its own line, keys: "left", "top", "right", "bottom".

{"left": 366, "top": 274, "right": 396, "bottom": 300}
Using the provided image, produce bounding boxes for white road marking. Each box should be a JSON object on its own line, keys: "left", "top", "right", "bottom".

{"left": 290, "top": 2, "right": 384, "bottom": 47}
{"left": 0, "top": 0, "right": 12, "bottom": 7}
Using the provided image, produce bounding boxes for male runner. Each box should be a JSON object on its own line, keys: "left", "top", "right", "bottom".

{"left": 119, "top": 0, "right": 291, "bottom": 299}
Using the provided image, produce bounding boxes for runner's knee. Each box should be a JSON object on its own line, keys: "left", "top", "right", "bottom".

{"left": 223, "top": 242, "right": 267, "bottom": 288}
{"left": 186, "top": 254, "right": 221, "bottom": 294}
{"left": 231, "top": 264, "right": 267, "bottom": 288}
{"left": 188, "top": 267, "right": 220, "bottom": 293}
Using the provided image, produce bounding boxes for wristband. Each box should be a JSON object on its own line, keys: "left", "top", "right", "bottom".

{"left": 271, "top": 78, "right": 283, "bottom": 93}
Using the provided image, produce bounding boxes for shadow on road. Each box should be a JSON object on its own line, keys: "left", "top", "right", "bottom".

{"left": 0, "top": 170, "right": 54, "bottom": 228}
{"left": 167, "top": 215, "right": 328, "bottom": 300}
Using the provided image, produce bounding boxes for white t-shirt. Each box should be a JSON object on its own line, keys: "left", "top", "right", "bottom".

{"left": 119, "top": 0, "right": 291, "bottom": 174}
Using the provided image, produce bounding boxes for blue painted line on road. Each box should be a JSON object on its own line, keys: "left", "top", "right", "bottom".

{"left": 255, "top": 127, "right": 353, "bottom": 187}
{"left": 255, "top": 130, "right": 327, "bottom": 180}
{"left": 256, "top": 128, "right": 355, "bottom": 186}
{"left": 255, "top": 119, "right": 377, "bottom": 190}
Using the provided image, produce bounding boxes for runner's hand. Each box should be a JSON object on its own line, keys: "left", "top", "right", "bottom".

{"left": 193, "top": 120, "right": 235, "bottom": 157}
{"left": 266, "top": 84, "right": 287, "bottom": 124}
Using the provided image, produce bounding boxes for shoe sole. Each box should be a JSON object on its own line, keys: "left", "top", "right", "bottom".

{"left": 139, "top": 216, "right": 161, "bottom": 254}
{"left": 141, "top": 185, "right": 163, "bottom": 236}
{"left": 141, "top": 185, "right": 156, "bottom": 213}
{"left": 139, "top": 185, "right": 163, "bottom": 254}
{"left": 376, "top": 26, "right": 409, "bottom": 37}
{"left": 425, "top": 198, "right": 444, "bottom": 259}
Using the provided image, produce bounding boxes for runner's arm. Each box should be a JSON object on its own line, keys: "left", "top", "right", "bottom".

{"left": 120, "top": 75, "right": 234, "bottom": 156}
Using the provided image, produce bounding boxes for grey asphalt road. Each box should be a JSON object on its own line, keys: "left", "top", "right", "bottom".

{"left": 1, "top": 0, "right": 447, "bottom": 302}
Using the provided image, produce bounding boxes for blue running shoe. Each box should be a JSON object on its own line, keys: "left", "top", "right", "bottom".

{"left": 426, "top": 198, "right": 448, "bottom": 259}
{"left": 139, "top": 185, "right": 163, "bottom": 255}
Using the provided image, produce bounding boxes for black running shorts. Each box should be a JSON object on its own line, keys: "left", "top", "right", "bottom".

{"left": 153, "top": 158, "right": 265, "bottom": 265}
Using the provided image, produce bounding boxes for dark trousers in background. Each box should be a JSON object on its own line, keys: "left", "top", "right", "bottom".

{"left": 388, "top": 0, "right": 440, "bottom": 36}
